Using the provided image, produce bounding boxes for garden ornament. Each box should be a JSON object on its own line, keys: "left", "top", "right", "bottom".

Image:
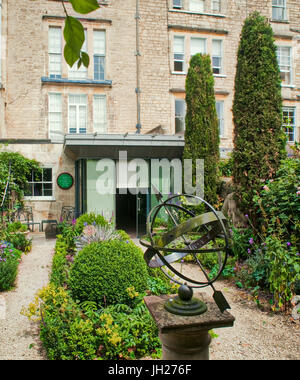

{"left": 140, "top": 186, "right": 232, "bottom": 316}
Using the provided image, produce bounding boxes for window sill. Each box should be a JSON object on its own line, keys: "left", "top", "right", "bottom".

{"left": 169, "top": 9, "right": 226, "bottom": 18}
{"left": 171, "top": 71, "right": 187, "bottom": 75}
{"left": 24, "top": 196, "right": 56, "bottom": 202}
{"left": 270, "top": 19, "right": 289, "bottom": 24}
{"left": 281, "top": 84, "right": 295, "bottom": 88}
{"left": 41, "top": 77, "right": 112, "bottom": 87}
{"left": 214, "top": 74, "right": 227, "bottom": 78}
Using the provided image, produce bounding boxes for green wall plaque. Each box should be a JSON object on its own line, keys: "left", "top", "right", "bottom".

{"left": 57, "top": 172, "right": 74, "bottom": 190}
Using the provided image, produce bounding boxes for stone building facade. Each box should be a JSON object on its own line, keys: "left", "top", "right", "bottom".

{"left": 0, "top": 0, "right": 299, "bottom": 233}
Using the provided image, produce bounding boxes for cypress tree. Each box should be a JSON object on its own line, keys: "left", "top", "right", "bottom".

{"left": 183, "top": 53, "right": 220, "bottom": 205}
{"left": 232, "top": 12, "right": 286, "bottom": 216}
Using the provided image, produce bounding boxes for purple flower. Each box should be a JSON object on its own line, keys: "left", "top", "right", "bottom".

{"left": 84, "top": 222, "right": 88, "bottom": 226}
{"left": 249, "top": 238, "right": 254, "bottom": 245}
{"left": 296, "top": 253, "right": 300, "bottom": 257}
{"left": 72, "top": 218, "right": 76, "bottom": 226}
{"left": 286, "top": 242, "right": 291, "bottom": 247}
{"left": 245, "top": 214, "right": 249, "bottom": 219}
{"left": 247, "top": 248, "right": 251, "bottom": 254}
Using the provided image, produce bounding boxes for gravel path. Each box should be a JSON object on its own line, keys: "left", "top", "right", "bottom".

{"left": 0, "top": 236, "right": 299, "bottom": 360}
{"left": 0, "top": 233, "right": 55, "bottom": 360}
{"left": 173, "top": 262, "right": 300, "bottom": 360}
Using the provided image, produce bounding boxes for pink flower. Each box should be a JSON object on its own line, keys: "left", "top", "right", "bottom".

{"left": 263, "top": 185, "right": 269, "bottom": 191}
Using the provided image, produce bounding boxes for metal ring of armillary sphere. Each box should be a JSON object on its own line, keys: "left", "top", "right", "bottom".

{"left": 140, "top": 193, "right": 232, "bottom": 315}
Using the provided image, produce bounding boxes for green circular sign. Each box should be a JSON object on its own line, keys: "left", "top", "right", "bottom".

{"left": 57, "top": 173, "right": 74, "bottom": 190}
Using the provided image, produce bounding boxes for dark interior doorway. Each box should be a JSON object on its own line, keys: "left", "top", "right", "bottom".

{"left": 116, "top": 189, "right": 136, "bottom": 235}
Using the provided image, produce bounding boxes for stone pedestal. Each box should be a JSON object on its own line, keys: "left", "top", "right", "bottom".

{"left": 144, "top": 293, "right": 235, "bottom": 360}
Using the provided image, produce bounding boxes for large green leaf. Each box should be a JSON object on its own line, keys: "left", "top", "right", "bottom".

{"left": 69, "top": 0, "right": 99, "bottom": 14}
{"left": 63, "top": 16, "right": 85, "bottom": 67}
{"left": 64, "top": 44, "right": 79, "bottom": 68}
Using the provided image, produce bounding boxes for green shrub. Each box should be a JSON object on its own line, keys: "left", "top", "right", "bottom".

{"left": 75, "top": 212, "right": 108, "bottom": 234}
{"left": 4, "top": 232, "right": 32, "bottom": 252}
{"left": 232, "top": 12, "right": 286, "bottom": 216}
{"left": 23, "top": 285, "right": 98, "bottom": 360}
{"left": 253, "top": 158, "right": 300, "bottom": 248}
{"left": 0, "top": 256, "right": 19, "bottom": 291}
{"left": 96, "top": 301, "right": 160, "bottom": 359}
{"left": 5, "top": 222, "right": 28, "bottom": 233}
{"left": 68, "top": 240, "right": 148, "bottom": 307}
{"left": 50, "top": 237, "right": 70, "bottom": 287}
{"left": 264, "top": 236, "right": 299, "bottom": 310}
{"left": 23, "top": 284, "right": 161, "bottom": 360}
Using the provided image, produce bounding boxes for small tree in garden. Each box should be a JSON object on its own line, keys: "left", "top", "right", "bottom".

{"left": 232, "top": 12, "right": 286, "bottom": 217}
{"left": 183, "top": 53, "right": 220, "bottom": 205}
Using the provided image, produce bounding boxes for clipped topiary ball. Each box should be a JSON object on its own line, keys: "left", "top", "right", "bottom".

{"left": 68, "top": 240, "right": 148, "bottom": 307}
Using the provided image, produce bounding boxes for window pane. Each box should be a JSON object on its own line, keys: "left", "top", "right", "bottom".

{"left": 277, "top": 46, "right": 291, "bottom": 85}
{"left": 216, "top": 101, "right": 224, "bottom": 137}
{"left": 173, "top": 0, "right": 182, "bottom": 8}
{"left": 49, "top": 27, "right": 61, "bottom": 54}
{"left": 175, "top": 99, "right": 186, "bottom": 133}
{"left": 49, "top": 93, "right": 62, "bottom": 136}
{"left": 191, "top": 38, "right": 206, "bottom": 56}
{"left": 79, "top": 105, "right": 87, "bottom": 132}
{"left": 33, "top": 170, "right": 42, "bottom": 182}
{"left": 24, "top": 183, "right": 33, "bottom": 197}
{"left": 43, "top": 183, "right": 53, "bottom": 196}
{"left": 33, "top": 183, "right": 43, "bottom": 196}
{"left": 49, "top": 27, "right": 62, "bottom": 77}
{"left": 94, "top": 30, "right": 106, "bottom": 55}
{"left": 212, "top": 0, "right": 221, "bottom": 12}
{"left": 174, "top": 61, "right": 184, "bottom": 72}
{"left": 94, "top": 56, "right": 105, "bottom": 80}
{"left": 94, "top": 95, "right": 107, "bottom": 133}
{"left": 283, "top": 107, "right": 295, "bottom": 142}
{"left": 190, "top": 0, "right": 204, "bottom": 12}
{"left": 212, "top": 40, "right": 222, "bottom": 74}
{"left": 174, "top": 36, "right": 184, "bottom": 53}
{"left": 43, "top": 168, "right": 52, "bottom": 182}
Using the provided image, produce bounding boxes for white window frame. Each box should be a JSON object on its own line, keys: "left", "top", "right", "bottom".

{"left": 48, "top": 92, "right": 62, "bottom": 140}
{"left": 282, "top": 106, "right": 296, "bottom": 143}
{"left": 93, "top": 94, "right": 107, "bottom": 133}
{"left": 173, "top": 36, "right": 185, "bottom": 73}
{"left": 216, "top": 100, "right": 225, "bottom": 138}
{"left": 175, "top": 99, "right": 186, "bottom": 134}
{"left": 189, "top": 0, "right": 205, "bottom": 12}
{"left": 48, "top": 26, "right": 62, "bottom": 78}
{"left": 24, "top": 167, "right": 55, "bottom": 201}
{"left": 277, "top": 46, "right": 292, "bottom": 86}
{"left": 211, "top": 0, "right": 221, "bottom": 13}
{"left": 212, "top": 39, "right": 223, "bottom": 75}
{"left": 93, "top": 30, "right": 106, "bottom": 81}
{"left": 68, "top": 94, "right": 88, "bottom": 134}
{"left": 272, "top": 0, "right": 287, "bottom": 21}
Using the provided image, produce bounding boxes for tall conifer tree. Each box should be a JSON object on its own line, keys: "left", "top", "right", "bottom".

{"left": 232, "top": 12, "right": 286, "bottom": 215}
{"left": 183, "top": 54, "right": 220, "bottom": 205}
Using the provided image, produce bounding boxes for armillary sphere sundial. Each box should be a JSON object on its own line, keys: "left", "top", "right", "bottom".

{"left": 140, "top": 186, "right": 231, "bottom": 316}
